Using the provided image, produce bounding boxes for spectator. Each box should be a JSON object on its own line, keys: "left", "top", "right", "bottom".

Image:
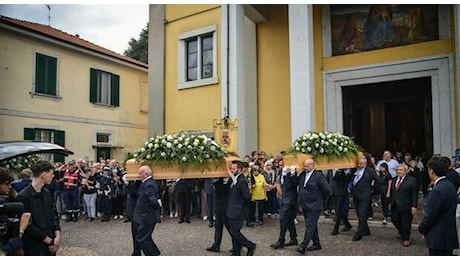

{"left": 16, "top": 161, "right": 61, "bottom": 256}
{"left": 11, "top": 168, "right": 32, "bottom": 193}
{"left": 418, "top": 156, "right": 459, "bottom": 255}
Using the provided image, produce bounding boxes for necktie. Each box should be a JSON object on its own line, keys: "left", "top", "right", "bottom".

{"left": 395, "top": 177, "right": 402, "bottom": 191}
{"left": 353, "top": 170, "right": 362, "bottom": 186}
{"left": 304, "top": 172, "right": 312, "bottom": 187}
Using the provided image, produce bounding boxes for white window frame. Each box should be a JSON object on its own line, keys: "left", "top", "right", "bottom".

{"left": 96, "top": 131, "right": 113, "bottom": 146}
{"left": 96, "top": 70, "right": 112, "bottom": 105}
{"left": 35, "top": 129, "right": 54, "bottom": 161}
{"left": 178, "top": 24, "right": 218, "bottom": 89}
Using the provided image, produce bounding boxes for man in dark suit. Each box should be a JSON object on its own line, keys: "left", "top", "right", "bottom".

{"left": 296, "top": 158, "right": 332, "bottom": 254}
{"left": 389, "top": 164, "right": 418, "bottom": 247}
{"left": 226, "top": 160, "right": 257, "bottom": 256}
{"left": 351, "top": 156, "right": 382, "bottom": 241}
{"left": 328, "top": 168, "right": 353, "bottom": 235}
{"left": 206, "top": 177, "right": 232, "bottom": 252}
{"left": 270, "top": 165, "right": 299, "bottom": 249}
{"left": 131, "top": 165, "right": 162, "bottom": 256}
{"left": 418, "top": 156, "right": 459, "bottom": 256}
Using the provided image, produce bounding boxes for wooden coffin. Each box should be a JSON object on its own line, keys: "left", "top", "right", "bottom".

{"left": 283, "top": 152, "right": 362, "bottom": 172}
{"left": 125, "top": 156, "right": 241, "bottom": 180}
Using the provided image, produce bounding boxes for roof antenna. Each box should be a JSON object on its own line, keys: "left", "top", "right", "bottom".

{"left": 45, "top": 4, "right": 51, "bottom": 26}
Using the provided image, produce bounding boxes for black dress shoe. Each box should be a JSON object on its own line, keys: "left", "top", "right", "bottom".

{"left": 123, "top": 219, "right": 130, "bottom": 223}
{"left": 64, "top": 217, "right": 73, "bottom": 222}
{"left": 178, "top": 219, "right": 184, "bottom": 224}
{"left": 246, "top": 244, "right": 256, "bottom": 256}
{"left": 185, "top": 219, "right": 191, "bottom": 223}
{"left": 208, "top": 222, "right": 214, "bottom": 228}
{"left": 351, "top": 234, "right": 362, "bottom": 241}
{"left": 330, "top": 229, "right": 339, "bottom": 235}
{"left": 306, "top": 244, "right": 322, "bottom": 251}
{"left": 101, "top": 218, "right": 109, "bottom": 222}
{"left": 295, "top": 246, "right": 306, "bottom": 254}
{"left": 270, "top": 241, "right": 284, "bottom": 249}
{"left": 284, "top": 239, "right": 298, "bottom": 246}
{"left": 246, "top": 223, "right": 255, "bottom": 228}
{"left": 206, "top": 246, "right": 220, "bottom": 252}
{"left": 341, "top": 225, "right": 352, "bottom": 232}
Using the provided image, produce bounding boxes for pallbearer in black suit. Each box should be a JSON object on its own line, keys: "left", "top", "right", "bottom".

{"left": 131, "top": 165, "right": 162, "bottom": 256}
{"left": 206, "top": 177, "right": 232, "bottom": 253}
{"left": 418, "top": 157, "right": 459, "bottom": 256}
{"left": 389, "top": 164, "right": 418, "bottom": 247}
{"left": 351, "top": 156, "right": 382, "bottom": 241}
{"left": 328, "top": 168, "right": 353, "bottom": 235}
{"left": 226, "top": 160, "right": 257, "bottom": 256}
{"left": 296, "top": 159, "right": 332, "bottom": 254}
{"left": 270, "top": 165, "right": 299, "bottom": 249}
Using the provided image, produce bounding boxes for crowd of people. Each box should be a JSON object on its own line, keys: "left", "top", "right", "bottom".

{"left": 0, "top": 148, "right": 459, "bottom": 256}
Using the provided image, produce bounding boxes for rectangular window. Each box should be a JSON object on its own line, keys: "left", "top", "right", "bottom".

{"left": 23, "top": 128, "right": 66, "bottom": 163}
{"left": 35, "top": 53, "right": 57, "bottom": 96}
{"left": 178, "top": 25, "right": 218, "bottom": 89}
{"left": 90, "top": 68, "right": 120, "bottom": 107}
{"left": 96, "top": 133, "right": 111, "bottom": 144}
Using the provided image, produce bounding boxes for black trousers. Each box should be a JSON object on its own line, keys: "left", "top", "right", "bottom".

{"left": 212, "top": 213, "right": 231, "bottom": 248}
{"left": 278, "top": 203, "right": 297, "bottom": 242}
{"left": 227, "top": 217, "right": 256, "bottom": 255}
{"left": 391, "top": 204, "right": 413, "bottom": 240}
{"left": 177, "top": 191, "right": 191, "bottom": 221}
{"left": 333, "top": 195, "right": 351, "bottom": 231}
{"left": 353, "top": 197, "right": 371, "bottom": 236}
{"left": 132, "top": 222, "right": 160, "bottom": 256}
{"left": 429, "top": 248, "right": 454, "bottom": 256}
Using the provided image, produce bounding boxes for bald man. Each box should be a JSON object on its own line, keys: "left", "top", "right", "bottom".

{"left": 131, "top": 166, "right": 162, "bottom": 256}
{"left": 296, "top": 159, "right": 332, "bottom": 254}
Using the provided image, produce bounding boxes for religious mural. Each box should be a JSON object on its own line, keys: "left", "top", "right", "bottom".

{"left": 330, "top": 4, "right": 439, "bottom": 56}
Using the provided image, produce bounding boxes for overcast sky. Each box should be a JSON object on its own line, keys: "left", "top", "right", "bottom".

{"left": 0, "top": 4, "right": 149, "bottom": 55}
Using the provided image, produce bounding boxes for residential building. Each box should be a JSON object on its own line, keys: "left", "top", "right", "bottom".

{"left": 0, "top": 15, "right": 149, "bottom": 163}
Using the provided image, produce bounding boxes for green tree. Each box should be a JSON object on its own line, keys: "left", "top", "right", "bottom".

{"left": 124, "top": 23, "right": 148, "bottom": 64}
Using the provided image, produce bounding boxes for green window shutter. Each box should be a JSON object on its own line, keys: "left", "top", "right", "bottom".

{"left": 35, "top": 53, "right": 57, "bottom": 96}
{"left": 90, "top": 68, "right": 98, "bottom": 103}
{"left": 24, "top": 128, "right": 35, "bottom": 141}
{"left": 111, "top": 74, "right": 120, "bottom": 107}
{"left": 35, "top": 54, "right": 46, "bottom": 94}
{"left": 54, "top": 130, "right": 66, "bottom": 163}
{"left": 47, "top": 57, "right": 57, "bottom": 96}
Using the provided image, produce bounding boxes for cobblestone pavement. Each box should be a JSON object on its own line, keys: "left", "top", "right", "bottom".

{"left": 57, "top": 195, "right": 431, "bottom": 256}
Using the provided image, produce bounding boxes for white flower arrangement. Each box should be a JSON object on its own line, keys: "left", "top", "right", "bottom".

{"left": 130, "top": 132, "right": 233, "bottom": 173}
{"left": 290, "top": 131, "right": 361, "bottom": 159}
{"left": 2, "top": 154, "right": 41, "bottom": 173}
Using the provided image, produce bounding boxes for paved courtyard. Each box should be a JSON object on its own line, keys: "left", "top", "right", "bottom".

{"left": 57, "top": 198, "right": 431, "bottom": 256}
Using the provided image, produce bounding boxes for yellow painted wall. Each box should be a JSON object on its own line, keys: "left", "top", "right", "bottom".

{"left": 0, "top": 29, "right": 148, "bottom": 162}
{"left": 257, "top": 5, "right": 292, "bottom": 156}
{"left": 164, "top": 5, "right": 222, "bottom": 134}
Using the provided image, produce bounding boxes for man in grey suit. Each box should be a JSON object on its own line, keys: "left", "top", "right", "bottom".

{"left": 418, "top": 156, "right": 459, "bottom": 256}
{"left": 226, "top": 160, "right": 256, "bottom": 256}
{"left": 131, "top": 165, "right": 162, "bottom": 256}
{"left": 296, "top": 158, "right": 331, "bottom": 254}
{"left": 351, "top": 156, "right": 382, "bottom": 241}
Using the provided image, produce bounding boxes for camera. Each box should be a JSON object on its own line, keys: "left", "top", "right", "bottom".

{"left": 0, "top": 196, "right": 24, "bottom": 243}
